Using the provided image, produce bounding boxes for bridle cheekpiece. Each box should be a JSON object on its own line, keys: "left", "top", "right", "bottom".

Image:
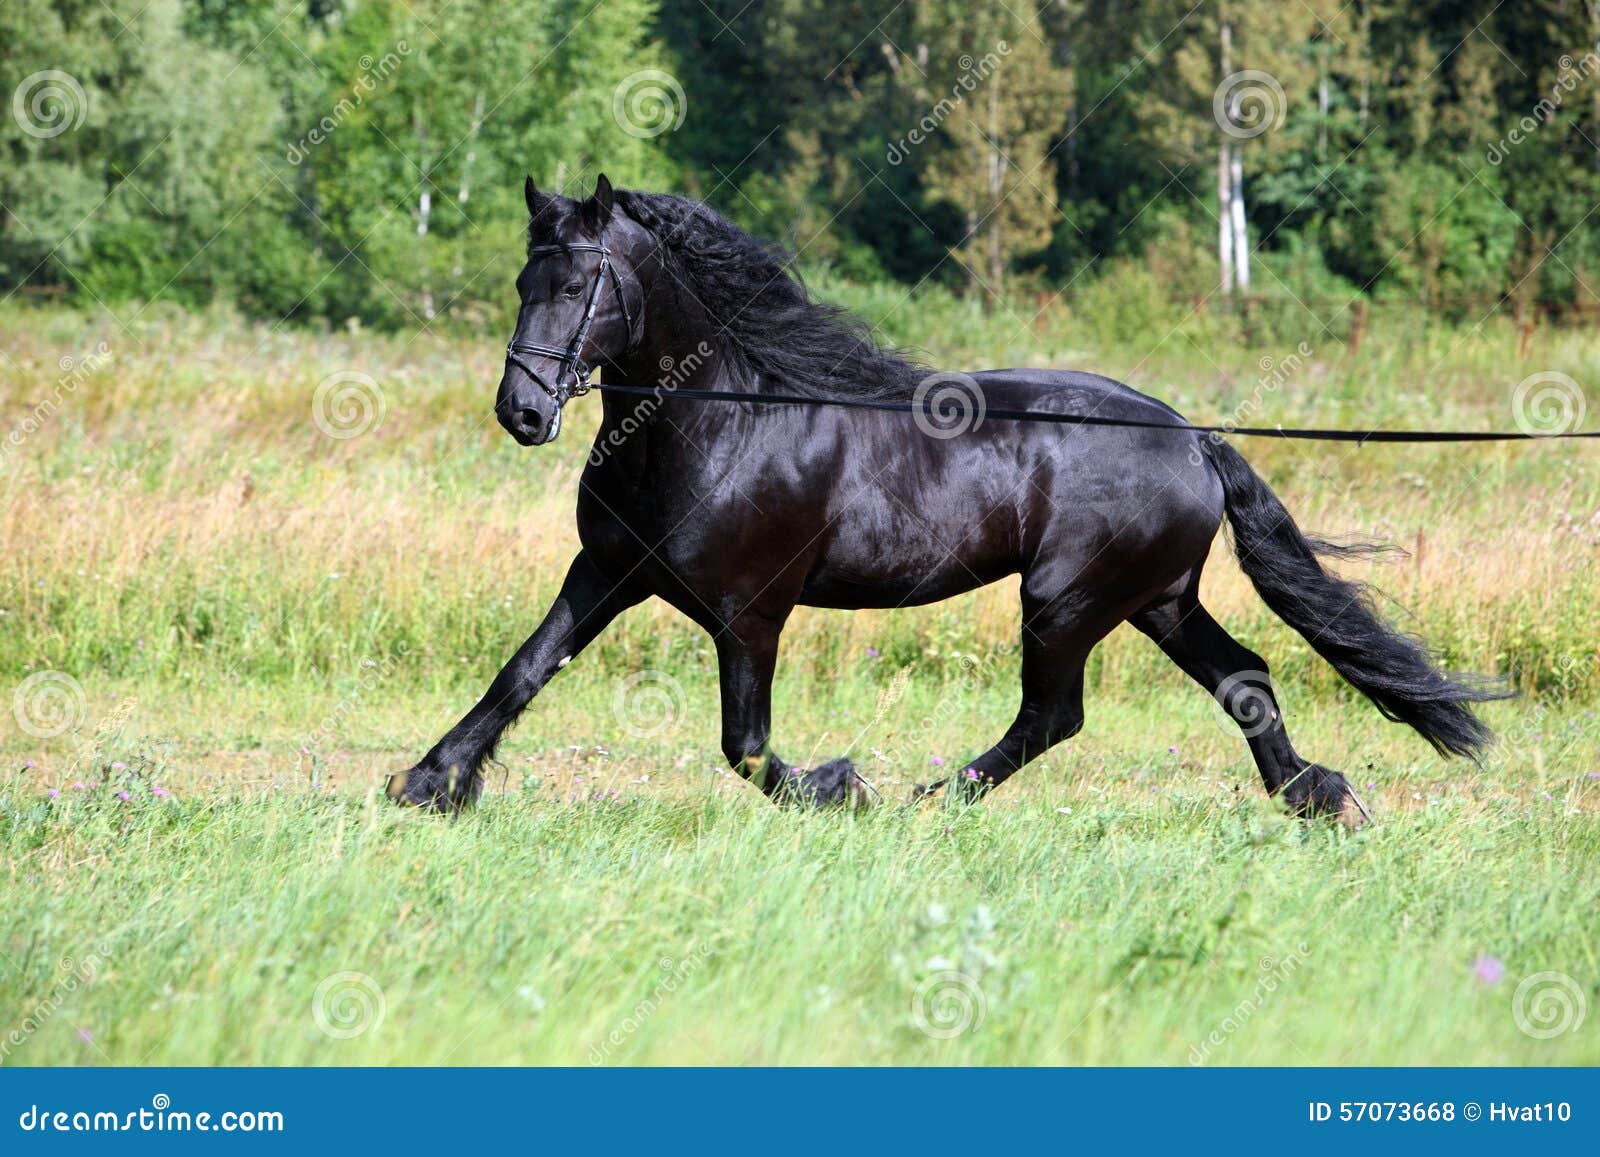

{"left": 503, "top": 228, "right": 636, "bottom": 408}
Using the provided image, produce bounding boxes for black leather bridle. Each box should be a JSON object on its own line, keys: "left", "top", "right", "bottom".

{"left": 503, "top": 230, "right": 637, "bottom": 407}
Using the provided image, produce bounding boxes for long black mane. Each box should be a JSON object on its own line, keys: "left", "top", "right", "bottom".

{"left": 614, "top": 190, "right": 924, "bottom": 400}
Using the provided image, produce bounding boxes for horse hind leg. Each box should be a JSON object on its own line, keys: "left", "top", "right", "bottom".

{"left": 1129, "top": 573, "right": 1370, "bottom": 828}
{"left": 933, "top": 594, "right": 1116, "bottom": 804}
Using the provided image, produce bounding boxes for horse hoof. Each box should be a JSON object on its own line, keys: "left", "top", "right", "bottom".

{"left": 386, "top": 763, "right": 477, "bottom": 813}
{"left": 1338, "top": 787, "right": 1373, "bottom": 830}
{"left": 783, "top": 757, "right": 877, "bottom": 809}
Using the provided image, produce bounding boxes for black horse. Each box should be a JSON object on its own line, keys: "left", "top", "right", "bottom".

{"left": 388, "top": 174, "right": 1503, "bottom": 824}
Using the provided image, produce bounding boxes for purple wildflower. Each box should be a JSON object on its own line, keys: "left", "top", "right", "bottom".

{"left": 1472, "top": 955, "right": 1505, "bottom": 985}
{"left": 963, "top": 768, "right": 979, "bottom": 781}
{"left": 865, "top": 647, "right": 881, "bottom": 659}
{"left": 931, "top": 756, "right": 945, "bottom": 766}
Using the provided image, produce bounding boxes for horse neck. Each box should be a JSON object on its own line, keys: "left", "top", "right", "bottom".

{"left": 611, "top": 271, "right": 739, "bottom": 393}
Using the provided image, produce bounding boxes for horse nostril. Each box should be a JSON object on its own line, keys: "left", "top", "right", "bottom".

{"left": 516, "top": 409, "right": 543, "bottom": 434}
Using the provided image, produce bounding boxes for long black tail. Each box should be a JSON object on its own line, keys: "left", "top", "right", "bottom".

{"left": 1201, "top": 438, "right": 1508, "bottom": 758}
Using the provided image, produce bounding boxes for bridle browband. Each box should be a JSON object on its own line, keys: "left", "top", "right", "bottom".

{"left": 503, "top": 229, "right": 637, "bottom": 407}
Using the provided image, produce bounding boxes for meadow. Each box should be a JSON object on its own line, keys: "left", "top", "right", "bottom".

{"left": 2, "top": 287, "right": 1597, "bottom": 1065}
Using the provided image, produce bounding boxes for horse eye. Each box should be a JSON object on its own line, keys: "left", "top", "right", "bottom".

{"left": 562, "top": 283, "right": 583, "bottom": 298}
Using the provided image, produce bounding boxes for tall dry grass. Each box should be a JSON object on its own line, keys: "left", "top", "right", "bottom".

{"left": 1, "top": 296, "right": 1596, "bottom": 719}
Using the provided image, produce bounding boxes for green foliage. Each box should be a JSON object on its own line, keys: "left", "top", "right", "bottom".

{"left": 3, "top": 1, "right": 1599, "bottom": 323}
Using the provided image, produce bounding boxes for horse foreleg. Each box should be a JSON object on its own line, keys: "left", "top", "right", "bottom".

{"left": 713, "top": 609, "right": 869, "bottom": 807}
{"left": 389, "top": 551, "right": 643, "bottom": 810}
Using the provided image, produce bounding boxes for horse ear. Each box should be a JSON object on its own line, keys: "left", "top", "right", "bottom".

{"left": 582, "top": 173, "right": 615, "bottom": 232}
{"left": 524, "top": 175, "right": 551, "bottom": 219}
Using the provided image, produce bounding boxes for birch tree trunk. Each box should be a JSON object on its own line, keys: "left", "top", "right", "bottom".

{"left": 1231, "top": 147, "right": 1249, "bottom": 292}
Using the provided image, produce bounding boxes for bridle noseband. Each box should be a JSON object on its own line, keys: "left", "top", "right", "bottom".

{"left": 503, "top": 230, "right": 637, "bottom": 408}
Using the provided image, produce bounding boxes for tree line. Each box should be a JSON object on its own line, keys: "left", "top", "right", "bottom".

{"left": 3, "top": 0, "right": 1597, "bottom": 330}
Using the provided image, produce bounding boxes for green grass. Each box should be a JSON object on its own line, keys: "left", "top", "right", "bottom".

{"left": 2, "top": 298, "right": 1599, "bottom": 1065}
{"left": 4, "top": 673, "right": 1597, "bottom": 1066}
{"left": 5, "top": 744, "right": 1598, "bottom": 1066}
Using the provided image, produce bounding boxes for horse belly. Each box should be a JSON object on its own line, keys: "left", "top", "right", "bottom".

{"left": 796, "top": 492, "right": 1019, "bottom": 609}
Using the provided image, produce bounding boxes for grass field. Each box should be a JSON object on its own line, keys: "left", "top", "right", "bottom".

{"left": 2, "top": 292, "right": 1598, "bottom": 1065}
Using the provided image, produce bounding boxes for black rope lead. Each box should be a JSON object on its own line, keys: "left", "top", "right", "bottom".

{"left": 588, "top": 382, "right": 1599, "bottom": 443}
